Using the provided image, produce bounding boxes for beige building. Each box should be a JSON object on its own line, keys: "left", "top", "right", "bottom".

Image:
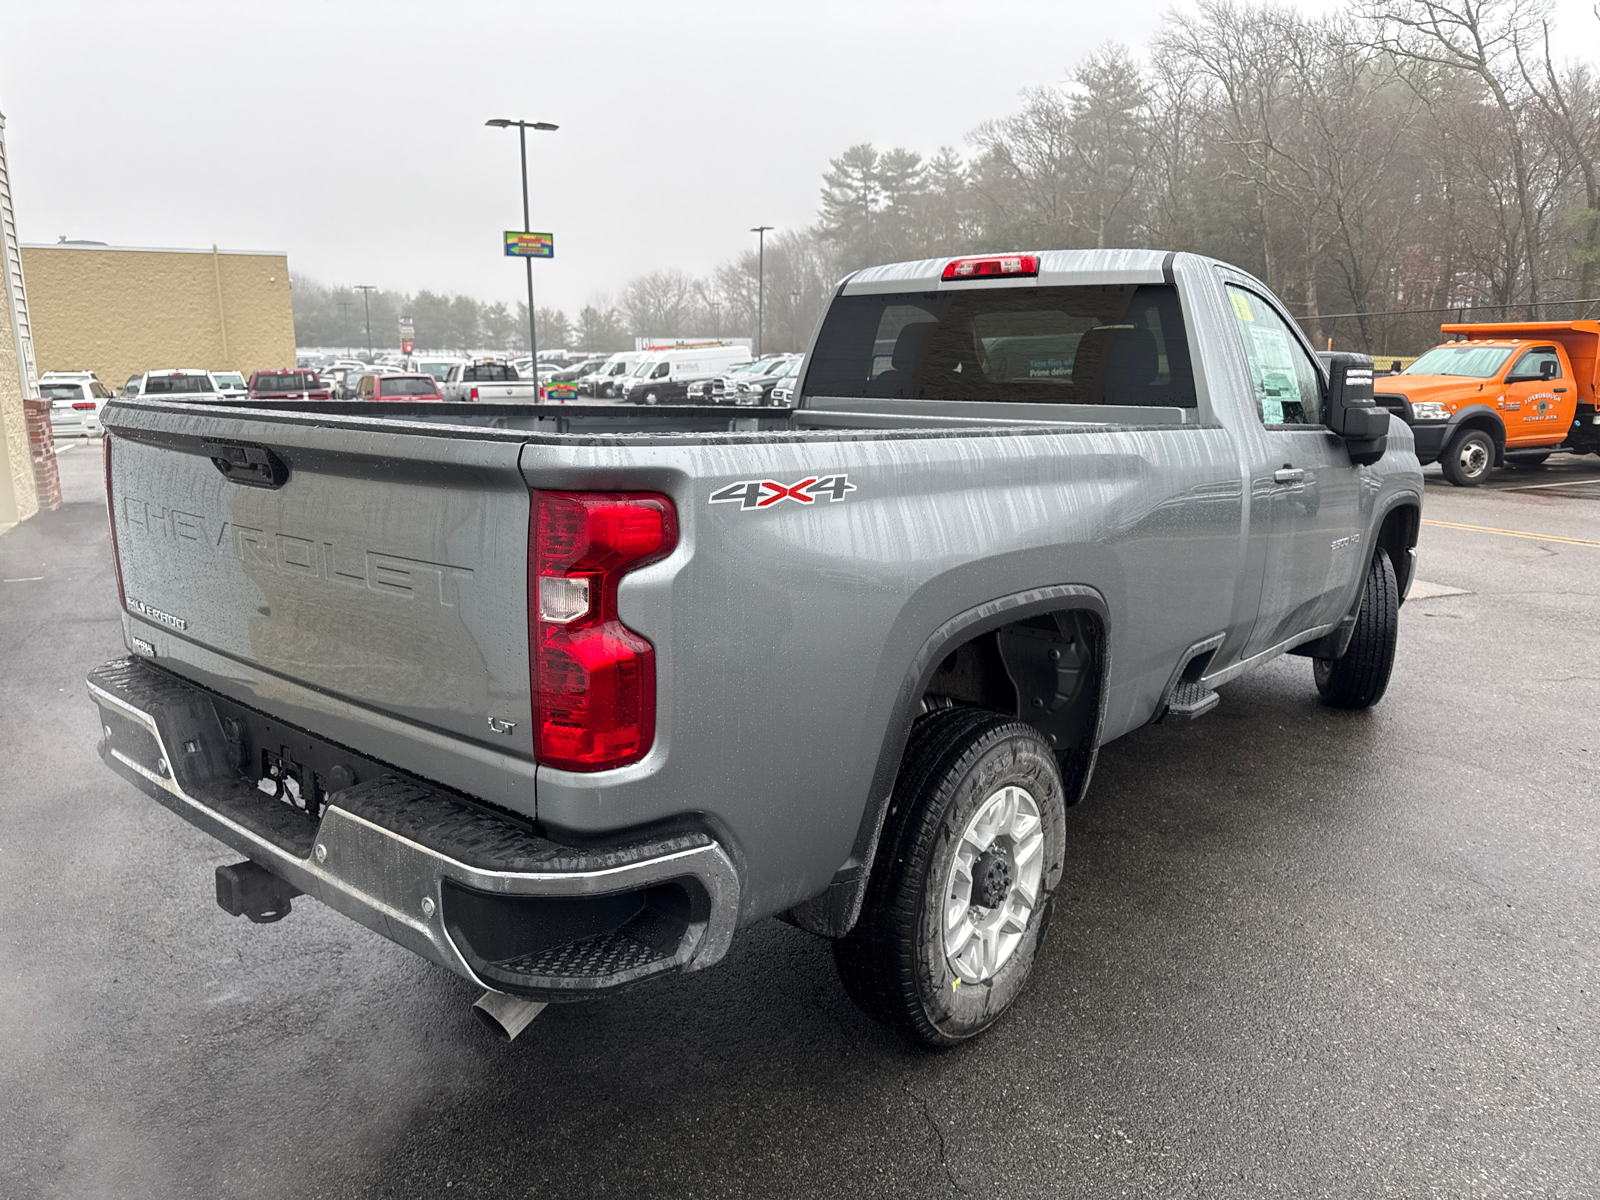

{"left": 20, "top": 242, "right": 297, "bottom": 390}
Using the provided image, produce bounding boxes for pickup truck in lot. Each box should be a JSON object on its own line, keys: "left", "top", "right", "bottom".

{"left": 90, "top": 249, "right": 1422, "bottom": 1046}
{"left": 1373, "top": 320, "right": 1600, "bottom": 485}
{"left": 439, "top": 359, "right": 539, "bottom": 404}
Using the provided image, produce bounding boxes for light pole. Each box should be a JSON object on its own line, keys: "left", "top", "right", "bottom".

{"left": 751, "top": 225, "right": 773, "bottom": 356}
{"left": 487, "top": 118, "right": 558, "bottom": 370}
{"left": 355, "top": 285, "right": 377, "bottom": 361}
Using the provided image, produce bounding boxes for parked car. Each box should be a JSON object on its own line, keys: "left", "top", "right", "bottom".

{"left": 212, "top": 371, "right": 248, "bottom": 400}
{"left": 696, "top": 356, "right": 785, "bottom": 405}
{"left": 768, "top": 362, "right": 801, "bottom": 407}
{"left": 41, "top": 369, "right": 106, "bottom": 387}
{"left": 439, "top": 360, "right": 539, "bottom": 403}
{"left": 248, "top": 370, "right": 333, "bottom": 401}
{"left": 408, "top": 357, "right": 468, "bottom": 386}
{"left": 356, "top": 372, "right": 444, "bottom": 401}
{"left": 136, "top": 369, "right": 224, "bottom": 401}
{"left": 40, "top": 377, "right": 112, "bottom": 437}
{"left": 618, "top": 344, "right": 753, "bottom": 404}
{"left": 93, "top": 249, "right": 1417, "bottom": 1046}
{"left": 583, "top": 351, "right": 646, "bottom": 398}
{"left": 734, "top": 355, "right": 803, "bottom": 406}
{"left": 542, "top": 358, "right": 608, "bottom": 396}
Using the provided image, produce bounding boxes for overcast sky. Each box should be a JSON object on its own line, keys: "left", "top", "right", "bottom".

{"left": 5, "top": 0, "right": 1600, "bottom": 317}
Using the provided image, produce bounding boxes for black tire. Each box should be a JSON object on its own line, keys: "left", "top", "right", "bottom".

{"left": 1315, "top": 548, "right": 1399, "bottom": 709}
{"left": 1506, "top": 452, "right": 1551, "bottom": 468}
{"left": 833, "top": 707, "right": 1066, "bottom": 1047}
{"left": 1440, "top": 427, "right": 1496, "bottom": 486}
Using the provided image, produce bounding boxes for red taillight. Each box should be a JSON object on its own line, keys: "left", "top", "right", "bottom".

{"left": 942, "top": 253, "right": 1039, "bottom": 280}
{"left": 530, "top": 491, "right": 677, "bottom": 771}
{"left": 73, "top": 402, "right": 95, "bottom": 410}
{"left": 104, "top": 437, "right": 126, "bottom": 610}
{"left": 470, "top": 386, "right": 480, "bottom": 401}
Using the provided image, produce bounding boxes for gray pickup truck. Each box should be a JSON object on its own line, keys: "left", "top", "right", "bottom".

{"left": 89, "top": 250, "right": 1422, "bottom": 1046}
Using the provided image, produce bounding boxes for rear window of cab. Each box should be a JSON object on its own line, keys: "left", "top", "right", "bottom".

{"left": 806, "top": 284, "right": 1195, "bottom": 407}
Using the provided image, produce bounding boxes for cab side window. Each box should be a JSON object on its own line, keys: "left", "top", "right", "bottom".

{"left": 1225, "top": 285, "right": 1323, "bottom": 426}
{"left": 652, "top": 362, "right": 669, "bottom": 379}
{"left": 1509, "top": 347, "right": 1560, "bottom": 381}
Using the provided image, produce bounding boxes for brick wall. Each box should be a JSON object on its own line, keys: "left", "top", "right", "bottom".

{"left": 22, "top": 398, "right": 60, "bottom": 511}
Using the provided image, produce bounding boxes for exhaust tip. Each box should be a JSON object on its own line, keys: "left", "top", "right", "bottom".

{"left": 472, "top": 990, "right": 547, "bottom": 1042}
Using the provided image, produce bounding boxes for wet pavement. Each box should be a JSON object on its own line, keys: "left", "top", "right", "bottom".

{"left": 2, "top": 442, "right": 1597, "bottom": 1198}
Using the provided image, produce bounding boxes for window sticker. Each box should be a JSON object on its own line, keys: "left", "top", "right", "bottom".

{"left": 1230, "top": 292, "right": 1256, "bottom": 322}
{"left": 1244, "top": 323, "right": 1301, "bottom": 424}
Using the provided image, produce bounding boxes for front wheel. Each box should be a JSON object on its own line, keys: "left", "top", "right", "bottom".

{"left": 833, "top": 707, "right": 1066, "bottom": 1047}
{"left": 1314, "top": 548, "right": 1399, "bottom": 709}
{"left": 1441, "top": 427, "right": 1495, "bottom": 486}
{"left": 643, "top": 391, "right": 659, "bottom": 406}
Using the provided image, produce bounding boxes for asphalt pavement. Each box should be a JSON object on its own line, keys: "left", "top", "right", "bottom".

{"left": 2, "top": 441, "right": 1598, "bottom": 1199}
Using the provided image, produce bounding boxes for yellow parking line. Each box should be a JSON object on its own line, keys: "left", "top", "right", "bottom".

{"left": 1422, "top": 518, "right": 1600, "bottom": 548}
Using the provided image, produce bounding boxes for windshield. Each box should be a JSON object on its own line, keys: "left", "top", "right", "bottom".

{"left": 806, "top": 284, "right": 1196, "bottom": 406}
{"left": 632, "top": 359, "right": 660, "bottom": 377}
{"left": 377, "top": 377, "right": 439, "bottom": 396}
{"left": 144, "top": 375, "right": 216, "bottom": 395}
{"left": 214, "top": 373, "right": 246, "bottom": 388}
{"left": 42, "top": 383, "right": 85, "bottom": 400}
{"left": 415, "top": 362, "right": 455, "bottom": 380}
{"left": 252, "top": 372, "right": 319, "bottom": 392}
{"left": 1404, "top": 345, "right": 1516, "bottom": 378}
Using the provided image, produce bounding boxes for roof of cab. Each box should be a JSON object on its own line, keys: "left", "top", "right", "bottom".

{"left": 841, "top": 248, "right": 1177, "bottom": 295}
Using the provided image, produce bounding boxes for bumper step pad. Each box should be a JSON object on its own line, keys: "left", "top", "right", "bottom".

{"left": 1165, "top": 679, "right": 1221, "bottom": 720}
{"left": 88, "top": 657, "right": 738, "bottom": 1000}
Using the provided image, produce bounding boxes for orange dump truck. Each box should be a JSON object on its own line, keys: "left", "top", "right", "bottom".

{"left": 1374, "top": 321, "right": 1600, "bottom": 485}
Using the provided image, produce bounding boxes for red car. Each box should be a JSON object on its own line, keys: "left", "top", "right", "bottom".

{"left": 357, "top": 372, "right": 444, "bottom": 402}
{"left": 247, "top": 369, "right": 332, "bottom": 400}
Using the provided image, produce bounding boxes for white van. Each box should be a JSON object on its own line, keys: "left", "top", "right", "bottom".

{"left": 587, "top": 351, "right": 648, "bottom": 398}
{"left": 617, "top": 344, "right": 753, "bottom": 405}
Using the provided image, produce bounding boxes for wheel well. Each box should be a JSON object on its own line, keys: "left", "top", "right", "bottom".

{"left": 1375, "top": 504, "right": 1420, "bottom": 600}
{"left": 1454, "top": 414, "right": 1506, "bottom": 451}
{"left": 920, "top": 608, "right": 1105, "bottom": 797}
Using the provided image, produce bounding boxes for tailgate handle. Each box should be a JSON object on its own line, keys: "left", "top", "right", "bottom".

{"left": 203, "top": 440, "right": 289, "bottom": 488}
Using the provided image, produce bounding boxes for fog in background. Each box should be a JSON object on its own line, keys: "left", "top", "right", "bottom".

{"left": 2, "top": 0, "right": 1180, "bottom": 313}
{"left": 7, "top": 0, "right": 1600, "bottom": 351}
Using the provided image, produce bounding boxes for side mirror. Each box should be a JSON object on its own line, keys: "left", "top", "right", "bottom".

{"left": 1319, "top": 351, "right": 1389, "bottom": 466}
{"left": 1541, "top": 359, "right": 1557, "bottom": 380}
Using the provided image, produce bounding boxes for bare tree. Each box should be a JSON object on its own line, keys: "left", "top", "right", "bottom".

{"left": 1369, "top": 0, "right": 1554, "bottom": 311}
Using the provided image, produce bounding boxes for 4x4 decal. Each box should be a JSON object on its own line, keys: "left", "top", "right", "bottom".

{"left": 709, "top": 474, "right": 857, "bottom": 510}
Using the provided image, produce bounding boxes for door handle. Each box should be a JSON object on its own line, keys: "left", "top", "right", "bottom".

{"left": 1273, "top": 467, "right": 1305, "bottom": 484}
{"left": 1554, "top": 387, "right": 1569, "bottom": 393}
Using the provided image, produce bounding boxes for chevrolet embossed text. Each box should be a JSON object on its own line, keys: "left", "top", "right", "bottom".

{"left": 122, "top": 496, "right": 473, "bottom": 605}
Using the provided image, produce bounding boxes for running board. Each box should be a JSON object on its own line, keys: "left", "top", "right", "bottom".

{"left": 1164, "top": 680, "right": 1220, "bottom": 721}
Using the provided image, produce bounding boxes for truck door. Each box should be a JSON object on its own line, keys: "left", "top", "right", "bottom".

{"left": 1221, "top": 284, "right": 1365, "bottom": 657}
{"left": 1500, "top": 345, "right": 1566, "bottom": 447}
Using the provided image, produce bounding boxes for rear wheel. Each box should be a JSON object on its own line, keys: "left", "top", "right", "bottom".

{"left": 1314, "top": 548, "right": 1399, "bottom": 709}
{"left": 833, "top": 707, "right": 1066, "bottom": 1047}
{"left": 1441, "top": 427, "right": 1495, "bottom": 486}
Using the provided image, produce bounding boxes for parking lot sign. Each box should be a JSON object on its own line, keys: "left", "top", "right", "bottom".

{"left": 504, "top": 232, "right": 554, "bottom": 258}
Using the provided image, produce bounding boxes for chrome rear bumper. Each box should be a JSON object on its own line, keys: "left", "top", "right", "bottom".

{"left": 88, "top": 657, "right": 740, "bottom": 999}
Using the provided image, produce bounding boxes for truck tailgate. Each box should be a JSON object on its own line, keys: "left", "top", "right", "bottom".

{"left": 105, "top": 405, "right": 534, "bottom": 779}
